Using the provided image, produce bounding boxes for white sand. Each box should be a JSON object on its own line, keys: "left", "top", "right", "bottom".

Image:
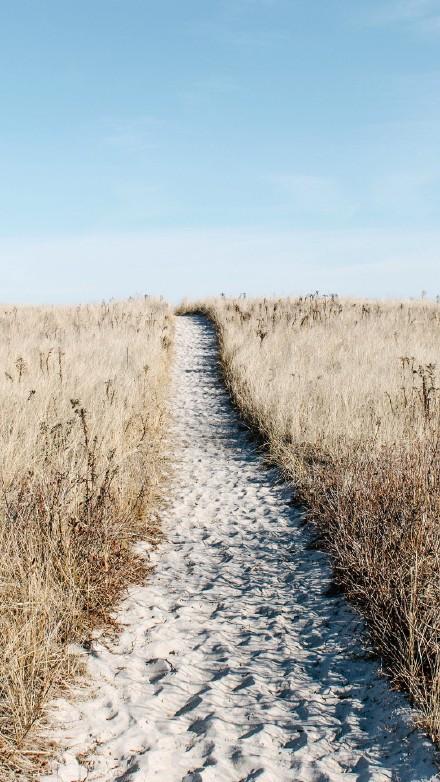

{"left": 43, "top": 315, "right": 439, "bottom": 782}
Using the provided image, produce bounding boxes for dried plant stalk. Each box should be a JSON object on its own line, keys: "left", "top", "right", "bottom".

{"left": 0, "top": 297, "right": 172, "bottom": 779}
{"left": 183, "top": 295, "right": 440, "bottom": 742}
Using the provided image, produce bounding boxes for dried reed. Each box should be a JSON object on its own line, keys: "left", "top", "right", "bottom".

{"left": 183, "top": 295, "right": 440, "bottom": 741}
{"left": 0, "top": 297, "right": 172, "bottom": 779}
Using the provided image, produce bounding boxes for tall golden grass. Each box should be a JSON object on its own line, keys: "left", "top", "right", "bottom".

{"left": 185, "top": 295, "right": 440, "bottom": 741}
{"left": 0, "top": 297, "right": 172, "bottom": 779}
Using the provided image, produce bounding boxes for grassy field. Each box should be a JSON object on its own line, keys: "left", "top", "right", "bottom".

{"left": 184, "top": 296, "right": 440, "bottom": 740}
{"left": 0, "top": 298, "right": 172, "bottom": 779}
{"left": 3, "top": 293, "right": 440, "bottom": 777}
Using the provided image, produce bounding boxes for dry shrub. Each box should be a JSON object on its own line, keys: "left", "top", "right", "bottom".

{"left": 185, "top": 295, "right": 440, "bottom": 741}
{"left": 0, "top": 297, "right": 172, "bottom": 779}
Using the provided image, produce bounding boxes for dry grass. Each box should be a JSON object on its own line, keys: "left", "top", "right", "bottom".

{"left": 182, "top": 295, "right": 440, "bottom": 741}
{"left": 0, "top": 297, "right": 172, "bottom": 779}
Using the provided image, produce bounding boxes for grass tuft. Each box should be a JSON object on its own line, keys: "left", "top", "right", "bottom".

{"left": 0, "top": 297, "right": 172, "bottom": 779}
{"left": 182, "top": 295, "right": 440, "bottom": 742}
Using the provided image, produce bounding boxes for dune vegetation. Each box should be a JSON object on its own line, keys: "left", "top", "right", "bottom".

{"left": 183, "top": 295, "right": 440, "bottom": 740}
{"left": 0, "top": 297, "right": 172, "bottom": 780}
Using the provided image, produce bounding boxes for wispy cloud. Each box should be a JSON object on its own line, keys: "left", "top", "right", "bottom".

{"left": 218, "top": 27, "right": 288, "bottom": 47}
{"left": 371, "top": 170, "right": 440, "bottom": 216}
{"left": 178, "top": 76, "right": 240, "bottom": 108}
{"left": 230, "top": 0, "right": 281, "bottom": 6}
{"left": 269, "top": 174, "right": 357, "bottom": 220}
{"left": 102, "top": 116, "right": 163, "bottom": 152}
{"left": 1, "top": 228, "right": 439, "bottom": 303}
{"left": 189, "top": 16, "right": 288, "bottom": 50}
{"left": 359, "top": 0, "right": 440, "bottom": 32}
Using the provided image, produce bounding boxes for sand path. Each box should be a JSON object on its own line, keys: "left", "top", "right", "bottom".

{"left": 44, "top": 315, "right": 438, "bottom": 782}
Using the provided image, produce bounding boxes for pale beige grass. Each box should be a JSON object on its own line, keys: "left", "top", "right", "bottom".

{"left": 182, "top": 295, "right": 440, "bottom": 741}
{"left": 0, "top": 297, "right": 172, "bottom": 779}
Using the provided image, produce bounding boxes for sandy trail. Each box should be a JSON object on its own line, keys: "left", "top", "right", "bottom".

{"left": 44, "top": 315, "right": 438, "bottom": 782}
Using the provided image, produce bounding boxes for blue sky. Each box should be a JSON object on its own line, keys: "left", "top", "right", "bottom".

{"left": 0, "top": 0, "right": 439, "bottom": 302}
